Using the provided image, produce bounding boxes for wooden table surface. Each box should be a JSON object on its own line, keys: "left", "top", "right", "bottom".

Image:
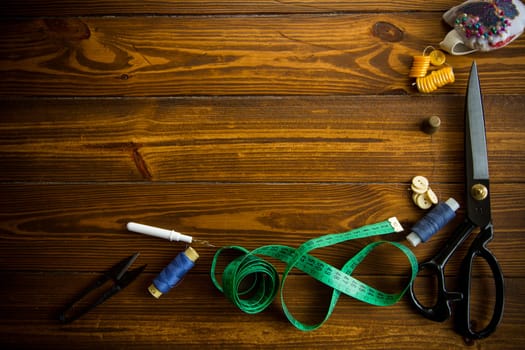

{"left": 1, "top": 1, "right": 524, "bottom": 348}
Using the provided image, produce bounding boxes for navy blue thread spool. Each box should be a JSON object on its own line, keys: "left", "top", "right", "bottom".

{"left": 406, "top": 198, "right": 460, "bottom": 247}
{"left": 148, "top": 247, "right": 199, "bottom": 298}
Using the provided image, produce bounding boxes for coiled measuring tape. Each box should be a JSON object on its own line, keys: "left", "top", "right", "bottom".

{"left": 211, "top": 217, "right": 418, "bottom": 331}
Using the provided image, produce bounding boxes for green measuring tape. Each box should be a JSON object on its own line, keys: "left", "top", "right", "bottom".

{"left": 210, "top": 217, "right": 418, "bottom": 331}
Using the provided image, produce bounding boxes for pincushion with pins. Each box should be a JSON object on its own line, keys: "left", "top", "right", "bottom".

{"left": 440, "top": 0, "right": 525, "bottom": 54}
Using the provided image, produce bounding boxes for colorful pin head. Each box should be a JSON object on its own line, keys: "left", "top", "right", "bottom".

{"left": 440, "top": 0, "right": 525, "bottom": 55}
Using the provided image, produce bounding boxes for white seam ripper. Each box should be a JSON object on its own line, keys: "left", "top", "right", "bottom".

{"left": 127, "top": 222, "right": 194, "bottom": 244}
{"left": 127, "top": 222, "right": 215, "bottom": 247}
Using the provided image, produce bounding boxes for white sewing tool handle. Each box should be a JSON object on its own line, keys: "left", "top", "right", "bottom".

{"left": 127, "top": 222, "right": 193, "bottom": 244}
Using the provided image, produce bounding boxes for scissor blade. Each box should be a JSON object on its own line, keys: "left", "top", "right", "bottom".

{"left": 466, "top": 61, "right": 489, "bottom": 181}
{"left": 465, "top": 61, "right": 491, "bottom": 228}
{"left": 108, "top": 252, "right": 140, "bottom": 281}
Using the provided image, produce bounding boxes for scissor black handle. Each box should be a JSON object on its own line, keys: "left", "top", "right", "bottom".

{"left": 408, "top": 259, "right": 463, "bottom": 322}
{"left": 408, "top": 221, "right": 474, "bottom": 322}
{"left": 454, "top": 224, "right": 505, "bottom": 340}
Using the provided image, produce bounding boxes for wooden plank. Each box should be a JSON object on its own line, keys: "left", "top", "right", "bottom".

{"left": 0, "top": 0, "right": 462, "bottom": 16}
{"left": 2, "top": 96, "right": 524, "bottom": 183}
{"left": 0, "top": 272, "right": 523, "bottom": 348}
{"left": 1, "top": 15, "right": 524, "bottom": 96}
{"left": 1, "top": 2, "right": 524, "bottom": 348}
{"left": 1, "top": 183, "right": 523, "bottom": 276}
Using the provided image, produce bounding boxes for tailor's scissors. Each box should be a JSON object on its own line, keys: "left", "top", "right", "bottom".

{"left": 59, "top": 252, "right": 146, "bottom": 324}
{"left": 408, "top": 62, "right": 504, "bottom": 340}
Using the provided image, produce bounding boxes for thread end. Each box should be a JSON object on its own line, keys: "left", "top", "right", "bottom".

{"left": 406, "top": 232, "right": 421, "bottom": 247}
{"left": 148, "top": 283, "right": 163, "bottom": 299}
{"left": 445, "top": 197, "right": 460, "bottom": 212}
{"left": 184, "top": 247, "right": 200, "bottom": 262}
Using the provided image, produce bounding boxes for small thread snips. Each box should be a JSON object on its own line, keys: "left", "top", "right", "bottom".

{"left": 59, "top": 252, "right": 146, "bottom": 324}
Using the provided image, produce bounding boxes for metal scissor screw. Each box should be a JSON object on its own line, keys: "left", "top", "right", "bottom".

{"left": 471, "top": 184, "right": 488, "bottom": 201}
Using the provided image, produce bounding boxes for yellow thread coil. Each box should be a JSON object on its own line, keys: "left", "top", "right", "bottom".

{"left": 409, "top": 55, "right": 431, "bottom": 78}
{"left": 416, "top": 66, "right": 455, "bottom": 93}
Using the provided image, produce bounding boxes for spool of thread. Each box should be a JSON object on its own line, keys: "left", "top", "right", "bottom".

{"left": 409, "top": 55, "right": 431, "bottom": 78}
{"left": 415, "top": 66, "right": 455, "bottom": 93}
{"left": 406, "top": 198, "right": 460, "bottom": 247}
{"left": 148, "top": 247, "right": 199, "bottom": 298}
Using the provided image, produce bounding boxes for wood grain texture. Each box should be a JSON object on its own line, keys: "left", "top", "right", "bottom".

{"left": 1, "top": 183, "right": 523, "bottom": 276}
{"left": 1, "top": 273, "right": 523, "bottom": 349}
{"left": 1, "top": 96, "right": 524, "bottom": 183}
{"left": 0, "top": 0, "right": 464, "bottom": 16}
{"left": 1, "top": 1, "right": 524, "bottom": 348}
{"left": 1, "top": 15, "right": 524, "bottom": 96}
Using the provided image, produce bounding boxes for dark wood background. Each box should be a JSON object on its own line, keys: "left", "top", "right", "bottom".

{"left": 1, "top": 1, "right": 524, "bottom": 348}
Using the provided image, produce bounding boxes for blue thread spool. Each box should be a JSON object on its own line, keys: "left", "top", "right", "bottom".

{"left": 406, "top": 198, "right": 460, "bottom": 247}
{"left": 148, "top": 247, "right": 199, "bottom": 298}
